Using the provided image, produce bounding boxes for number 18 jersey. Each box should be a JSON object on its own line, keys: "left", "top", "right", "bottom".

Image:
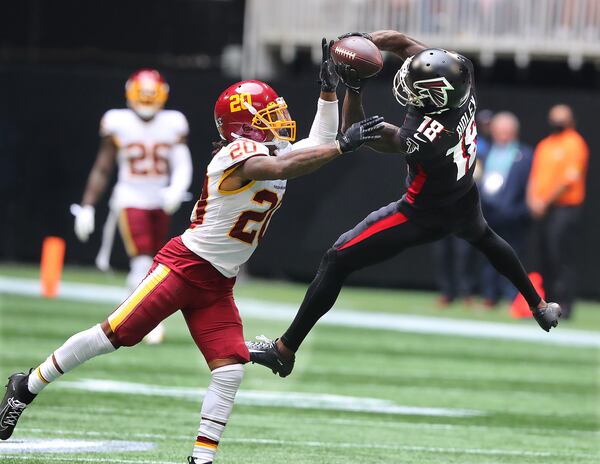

{"left": 399, "top": 92, "right": 478, "bottom": 210}
{"left": 181, "top": 139, "right": 287, "bottom": 277}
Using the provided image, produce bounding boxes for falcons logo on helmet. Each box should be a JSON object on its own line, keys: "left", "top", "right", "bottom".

{"left": 413, "top": 77, "right": 455, "bottom": 108}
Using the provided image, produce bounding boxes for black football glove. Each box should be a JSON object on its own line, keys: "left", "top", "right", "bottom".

{"left": 337, "top": 115, "right": 384, "bottom": 153}
{"left": 335, "top": 63, "right": 365, "bottom": 93}
{"left": 319, "top": 38, "right": 339, "bottom": 93}
{"left": 338, "top": 31, "right": 374, "bottom": 42}
{"left": 532, "top": 302, "right": 562, "bottom": 332}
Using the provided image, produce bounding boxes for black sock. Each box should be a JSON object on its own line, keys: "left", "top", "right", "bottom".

{"left": 281, "top": 250, "right": 350, "bottom": 352}
{"left": 470, "top": 227, "right": 541, "bottom": 308}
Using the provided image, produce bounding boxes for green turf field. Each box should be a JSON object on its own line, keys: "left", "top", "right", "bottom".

{"left": 1, "top": 264, "right": 599, "bottom": 463}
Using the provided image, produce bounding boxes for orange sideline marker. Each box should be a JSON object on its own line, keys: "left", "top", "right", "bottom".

{"left": 40, "top": 236, "right": 66, "bottom": 298}
{"left": 510, "top": 272, "right": 545, "bottom": 319}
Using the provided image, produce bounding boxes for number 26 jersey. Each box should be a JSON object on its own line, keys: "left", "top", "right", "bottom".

{"left": 181, "top": 139, "right": 286, "bottom": 278}
{"left": 100, "top": 108, "right": 189, "bottom": 210}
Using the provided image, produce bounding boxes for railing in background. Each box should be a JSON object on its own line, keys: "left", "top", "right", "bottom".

{"left": 242, "top": 0, "right": 600, "bottom": 78}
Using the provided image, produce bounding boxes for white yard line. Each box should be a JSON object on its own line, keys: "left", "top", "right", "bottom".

{"left": 56, "top": 378, "right": 482, "bottom": 417}
{"left": 1, "top": 456, "right": 177, "bottom": 464}
{"left": 21, "top": 415, "right": 600, "bottom": 439}
{"left": 226, "top": 437, "right": 599, "bottom": 459}
{"left": 5, "top": 433, "right": 596, "bottom": 461}
{"left": 1, "top": 275, "right": 598, "bottom": 347}
{"left": 0, "top": 438, "right": 154, "bottom": 454}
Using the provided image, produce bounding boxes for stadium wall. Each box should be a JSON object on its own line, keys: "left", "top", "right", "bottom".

{"left": 1, "top": 64, "right": 598, "bottom": 298}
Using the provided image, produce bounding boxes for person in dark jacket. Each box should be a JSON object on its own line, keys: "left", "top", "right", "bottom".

{"left": 479, "top": 112, "right": 533, "bottom": 306}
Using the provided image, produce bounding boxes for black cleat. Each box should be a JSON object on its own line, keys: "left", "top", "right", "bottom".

{"left": 187, "top": 458, "right": 211, "bottom": 464}
{"left": 0, "top": 372, "right": 36, "bottom": 440}
{"left": 532, "top": 302, "right": 562, "bottom": 332}
{"left": 245, "top": 335, "right": 295, "bottom": 378}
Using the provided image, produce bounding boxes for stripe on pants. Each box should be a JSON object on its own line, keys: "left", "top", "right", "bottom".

{"left": 118, "top": 209, "right": 138, "bottom": 257}
{"left": 108, "top": 264, "right": 170, "bottom": 332}
{"left": 338, "top": 212, "right": 408, "bottom": 250}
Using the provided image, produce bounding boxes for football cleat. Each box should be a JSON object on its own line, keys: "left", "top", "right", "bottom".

{"left": 532, "top": 302, "right": 562, "bottom": 332}
{"left": 187, "top": 457, "right": 211, "bottom": 464}
{"left": 0, "top": 372, "right": 36, "bottom": 440}
{"left": 245, "top": 335, "right": 295, "bottom": 378}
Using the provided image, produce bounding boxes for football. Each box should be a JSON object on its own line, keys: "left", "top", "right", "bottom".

{"left": 331, "top": 36, "right": 384, "bottom": 78}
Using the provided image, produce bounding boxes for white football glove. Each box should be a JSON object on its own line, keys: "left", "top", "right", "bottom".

{"left": 74, "top": 205, "right": 95, "bottom": 242}
{"left": 161, "top": 188, "right": 183, "bottom": 215}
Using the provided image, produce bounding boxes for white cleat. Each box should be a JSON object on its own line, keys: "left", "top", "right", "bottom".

{"left": 143, "top": 323, "right": 165, "bottom": 345}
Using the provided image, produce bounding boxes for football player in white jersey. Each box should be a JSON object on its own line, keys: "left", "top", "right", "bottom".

{"left": 73, "top": 68, "right": 193, "bottom": 343}
{"left": 0, "top": 40, "right": 384, "bottom": 463}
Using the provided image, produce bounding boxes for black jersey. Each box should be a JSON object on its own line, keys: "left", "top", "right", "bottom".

{"left": 398, "top": 91, "right": 478, "bottom": 210}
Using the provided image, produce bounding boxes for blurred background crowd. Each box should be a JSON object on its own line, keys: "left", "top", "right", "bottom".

{"left": 435, "top": 104, "right": 588, "bottom": 319}
{"left": 1, "top": 0, "right": 598, "bottom": 318}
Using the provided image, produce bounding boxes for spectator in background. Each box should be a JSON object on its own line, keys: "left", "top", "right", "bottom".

{"left": 432, "top": 109, "right": 494, "bottom": 307}
{"left": 479, "top": 112, "right": 533, "bottom": 307}
{"left": 433, "top": 236, "right": 477, "bottom": 306}
{"left": 528, "top": 104, "right": 589, "bottom": 319}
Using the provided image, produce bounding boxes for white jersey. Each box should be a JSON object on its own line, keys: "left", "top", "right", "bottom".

{"left": 181, "top": 139, "right": 289, "bottom": 277}
{"left": 100, "top": 108, "right": 189, "bottom": 210}
{"left": 181, "top": 97, "right": 339, "bottom": 278}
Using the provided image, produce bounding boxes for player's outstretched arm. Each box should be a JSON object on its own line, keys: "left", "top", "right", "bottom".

{"left": 293, "top": 38, "right": 339, "bottom": 148}
{"left": 237, "top": 116, "right": 384, "bottom": 181}
{"left": 369, "top": 30, "right": 428, "bottom": 60}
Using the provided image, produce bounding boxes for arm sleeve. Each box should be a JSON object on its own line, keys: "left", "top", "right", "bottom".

{"left": 291, "top": 98, "right": 339, "bottom": 150}
{"left": 167, "top": 143, "right": 193, "bottom": 197}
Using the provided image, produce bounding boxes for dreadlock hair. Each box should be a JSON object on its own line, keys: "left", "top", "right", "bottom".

{"left": 212, "top": 139, "right": 228, "bottom": 156}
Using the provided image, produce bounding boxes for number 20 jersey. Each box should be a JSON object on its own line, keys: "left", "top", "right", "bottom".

{"left": 100, "top": 108, "right": 189, "bottom": 210}
{"left": 181, "top": 139, "right": 287, "bottom": 278}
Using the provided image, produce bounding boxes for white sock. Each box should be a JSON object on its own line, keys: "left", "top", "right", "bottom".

{"left": 27, "top": 324, "right": 116, "bottom": 394}
{"left": 127, "top": 255, "right": 154, "bottom": 291}
{"left": 192, "top": 364, "right": 244, "bottom": 463}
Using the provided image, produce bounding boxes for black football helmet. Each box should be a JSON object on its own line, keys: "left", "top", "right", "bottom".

{"left": 393, "top": 48, "right": 471, "bottom": 111}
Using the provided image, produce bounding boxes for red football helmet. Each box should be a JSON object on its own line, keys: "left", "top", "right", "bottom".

{"left": 214, "top": 80, "right": 296, "bottom": 144}
{"left": 126, "top": 69, "right": 169, "bottom": 119}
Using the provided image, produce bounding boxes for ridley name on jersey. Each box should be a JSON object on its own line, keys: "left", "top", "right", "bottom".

{"left": 181, "top": 139, "right": 286, "bottom": 278}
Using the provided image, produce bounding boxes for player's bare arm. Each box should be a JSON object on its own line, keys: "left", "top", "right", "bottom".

{"left": 340, "top": 89, "right": 404, "bottom": 154}
{"left": 74, "top": 136, "right": 117, "bottom": 242}
{"left": 224, "top": 115, "right": 385, "bottom": 184}
{"left": 81, "top": 136, "right": 117, "bottom": 206}
{"left": 369, "top": 30, "right": 428, "bottom": 60}
{"left": 336, "top": 31, "right": 420, "bottom": 153}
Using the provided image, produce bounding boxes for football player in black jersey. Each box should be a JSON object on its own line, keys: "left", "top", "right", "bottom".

{"left": 247, "top": 31, "right": 562, "bottom": 377}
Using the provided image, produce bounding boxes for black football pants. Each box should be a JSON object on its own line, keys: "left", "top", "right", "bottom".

{"left": 281, "top": 188, "right": 542, "bottom": 351}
